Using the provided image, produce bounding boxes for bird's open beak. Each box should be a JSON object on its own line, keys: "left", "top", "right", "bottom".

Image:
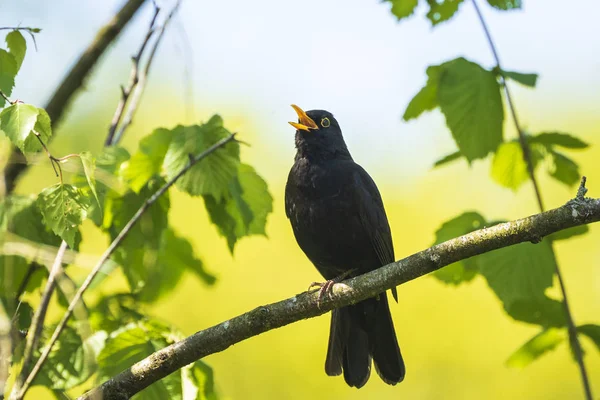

{"left": 289, "top": 104, "right": 318, "bottom": 131}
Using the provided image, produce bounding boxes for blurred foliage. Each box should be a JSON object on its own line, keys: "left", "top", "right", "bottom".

{"left": 0, "top": 27, "right": 271, "bottom": 399}
{"left": 395, "top": 0, "right": 597, "bottom": 378}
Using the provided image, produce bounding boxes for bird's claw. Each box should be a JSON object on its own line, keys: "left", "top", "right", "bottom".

{"left": 307, "top": 269, "right": 357, "bottom": 309}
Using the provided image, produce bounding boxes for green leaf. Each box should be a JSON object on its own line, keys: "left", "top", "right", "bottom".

{"left": 79, "top": 151, "right": 101, "bottom": 209}
{"left": 122, "top": 128, "right": 173, "bottom": 193}
{"left": 426, "top": 0, "right": 465, "bottom": 26}
{"left": 0, "top": 49, "right": 17, "bottom": 107}
{"left": 103, "top": 179, "right": 169, "bottom": 293}
{"left": 438, "top": 57, "right": 504, "bottom": 161}
{"left": 577, "top": 324, "right": 600, "bottom": 353}
{"left": 506, "top": 328, "right": 565, "bottom": 368}
{"left": 403, "top": 65, "right": 441, "bottom": 121}
{"left": 6, "top": 30, "right": 26, "bottom": 71}
{"left": 529, "top": 132, "right": 589, "bottom": 149}
{"left": 433, "top": 151, "right": 462, "bottom": 168}
{"left": 0, "top": 196, "right": 62, "bottom": 296}
{"left": 139, "top": 228, "right": 215, "bottom": 303}
{"left": 479, "top": 240, "right": 556, "bottom": 309}
{"left": 22, "top": 108, "right": 52, "bottom": 152}
{"left": 504, "top": 296, "right": 566, "bottom": 327}
{"left": 163, "top": 116, "right": 240, "bottom": 200}
{"left": 98, "top": 320, "right": 183, "bottom": 400}
{"left": 0, "top": 103, "right": 39, "bottom": 151}
{"left": 190, "top": 360, "right": 218, "bottom": 400}
{"left": 79, "top": 146, "right": 130, "bottom": 227}
{"left": 502, "top": 69, "right": 537, "bottom": 87}
{"left": 548, "top": 150, "right": 580, "bottom": 187}
{"left": 386, "top": 0, "right": 419, "bottom": 21}
{"left": 487, "top": 0, "right": 522, "bottom": 10}
{"left": 491, "top": 140, "right": 545, "bottom": 190}
{"left": 33, "top": 325, "right": 99, "bottom": 390}
{"left": 204, "top": 163, "right": 273, "bottom": 252}
{"left": 37, "top": 184, "right": 90, "bottom": 248}
{"left": 547, "top": 225, "right": 589, "bottom": 242}
{"left": 90, "top": 293, "right": 145, "bottom": 333}
{"left": 431, "top": 212, "right": 486, "bottom": 285}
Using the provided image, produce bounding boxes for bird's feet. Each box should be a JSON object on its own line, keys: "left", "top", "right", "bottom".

{"left": 308, "top": 269, "right": 356, "bottom": 309}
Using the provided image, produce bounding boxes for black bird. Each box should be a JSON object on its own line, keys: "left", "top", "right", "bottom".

{"left": 285, "top": 105, "right": 405, "bottom": 388}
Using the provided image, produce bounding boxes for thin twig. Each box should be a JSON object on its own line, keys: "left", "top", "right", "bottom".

{"left": 80, "top": 193, "right": 600, "bottom": 400}
{"left": 13, "top": 133, "right": 238, "bottom": 400}
{"left": 104, "top": 4, "right": 161, "bottom": 146}
{"left": 111, "top": 0, "right": 182, "bottom": 145}
{"left": 471, "top": 1, "right": 593, "bottom": 399}
{"left": 10, "top": 241, "right": 68, "bottom": 397}
{"left": 0, "top": 90, "right": 14, "bottom": 105}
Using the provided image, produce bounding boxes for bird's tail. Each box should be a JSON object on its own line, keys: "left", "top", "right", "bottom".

{"left": 325, "top": 293, "right": 405, "bottom": 388}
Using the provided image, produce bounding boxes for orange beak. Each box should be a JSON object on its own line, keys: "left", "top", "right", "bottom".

{"left": 289, "top": 104, "right": 318, "bottom": 131}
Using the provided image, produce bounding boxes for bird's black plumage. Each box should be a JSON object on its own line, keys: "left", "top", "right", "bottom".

{"left": 285, "top": 106, "right": 405, "bottom": 388}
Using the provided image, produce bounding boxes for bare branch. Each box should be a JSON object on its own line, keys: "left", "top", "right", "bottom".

{"left": 104, "top": 3, "right": 161, "bottom": 146}
{"left": 110, "top": 0, "right": 182, "bottom": 145}
{"left": 10, "top": 241, "right": 68, "bottom": 399}
{"left": 13, "top": 133, "right": 238, "bottom": 400}
{"left": 471, "top": 1, "right": 593, "bottom": 398}
{"left": 80, "top": 189, "right": 600, "bottom": 400}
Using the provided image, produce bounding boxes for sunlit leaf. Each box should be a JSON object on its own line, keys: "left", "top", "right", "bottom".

{"left": 385, "top": 0, "right": 419, "bottom": 20}
{"left": 0, "top": 196, "right": 61, "bottom": 296}
{"left": 6, "top": 30, "right": 26, "bottom": 71}
{"left": 529, "top": 132, "right": 589, "bottom": 149}
{"left": 122, "top": 128, "right": 173, "bottom": 193}
{"left": 0, "top": 49, "right": 17, "bottom": 107}
{"left": 103, "top": 179, "right": 169, "bottom": 293}
{"left": 506, "top": 328, "right": 565, "bottom": 368}
{"left": 479, "top": 240, "right": 555, "bottom": 309}
{"left": 548, "top": 150, "right": 580, "bottom": 187}
{"left": 502, "top": 69, "right": 537, "bottom": 87}
{"left": 190, "top": 360, "right": 218, "bottom": 400}
{"left": 491, "top": 141, "right": 544, "bottom": 190}
{"left": 163, "top": 116, "right": 240, "bottom": 200}
{"left": 547, "top": 225, "right": 589, "bottom": 242}
{"left": 98, "top": 320, "right": 183, "bottom": 400}
{"left": 577, "top": 324, "right": 600, "bottom": 353}
{"left": 0, "top": 103, "right": 39, "bottom": 151}
{"left": 79, "top": 151, "right": 101, "bottom": 209}
{"left": 22, "top": 108, "right": 52, "bottom": 153}
{"left": 204, "top": 164, "right": 273, "bottom": 252}
{"left": 37, "top": 183, "right": 90, "bottom": 248}
{"left": 487, "top": 0, "right": 522, "bottom": 10}
{"left": 403, "top": 65, "right": 441, "bottom": 121}
{"left": 33, "top": 325, "right": 99, "bottom": 390}
{"left": 504, "top": 296, "right": 566, "bottom": 327}
{"left": 438, "top": 57, "right": 504, "bottom": 161}
{"left": 138, "top": 228, "right": 215, "bottom": 303}
{"left": 90, "top": 293, "right": 145, "bottom": 333}
{"left": 426, "top": 0, "right": 465, "bottom": 26}
{"left": 433, "top": 151, "right": 462, "bottom": 168}
{"left": 431, "top": 212, "right": 486, "bottom": 284}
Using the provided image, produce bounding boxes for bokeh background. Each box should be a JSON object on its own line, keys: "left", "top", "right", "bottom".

{"left": 2, "top": 0, "right": 600, "bottom": 398}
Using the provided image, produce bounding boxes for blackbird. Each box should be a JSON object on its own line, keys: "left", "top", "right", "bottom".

{"left": 285, "top": 104, "right": 405, "bottom": 388}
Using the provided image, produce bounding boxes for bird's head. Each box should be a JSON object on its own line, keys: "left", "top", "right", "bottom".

{"left": 288, "top": 104, "right": 351, "bottom": 161}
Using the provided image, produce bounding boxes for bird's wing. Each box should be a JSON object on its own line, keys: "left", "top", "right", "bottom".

{"left": 352, "top": 166, "right": 398, "bottom": 302}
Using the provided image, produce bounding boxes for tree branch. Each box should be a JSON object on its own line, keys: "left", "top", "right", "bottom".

{"left": 12, "top": 133, "right": 238, "bottom": 400}
{"left": 80, "top": 188, "right": 600, "bottom": 400}
{"left": 108, "top": 0, "right": 182, "bottom": 146}
{"left": 471, "top": 1, "right": 593, "bottom": 398}
{"left": 10, "top": 241, "right": 67, "bottom": 399}
{"left": 2, "top": 0, "right": 148, "bottom": 194}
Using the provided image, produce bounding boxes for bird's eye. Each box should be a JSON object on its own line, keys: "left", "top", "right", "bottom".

{"left": 320, "top": 117, "right": 330, "bottom": 128}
